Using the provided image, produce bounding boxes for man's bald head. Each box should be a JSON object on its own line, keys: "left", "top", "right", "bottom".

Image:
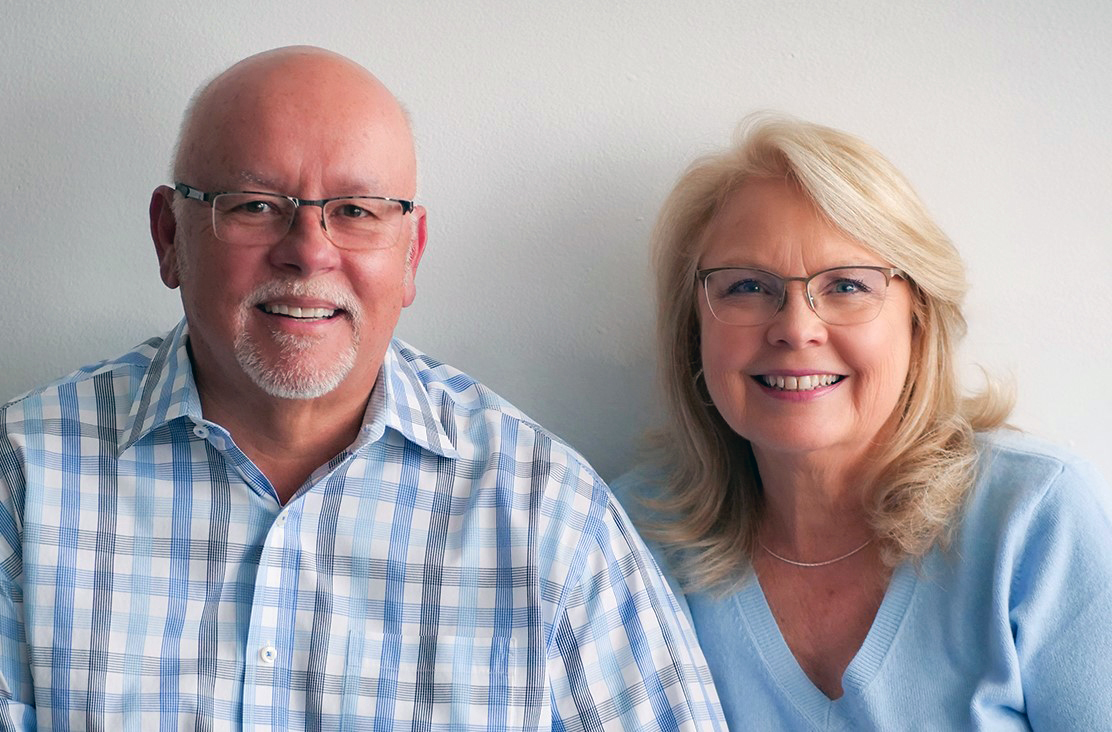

{"left": 171, "top": 46, "right": 415, "bottom": 194}
{"left": 149, "top": 46, "right": 428, "bottom": 409}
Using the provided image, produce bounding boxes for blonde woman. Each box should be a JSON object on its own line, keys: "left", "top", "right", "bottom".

{"left": 613, "top": 116, "right": 1112, "bottom": 729}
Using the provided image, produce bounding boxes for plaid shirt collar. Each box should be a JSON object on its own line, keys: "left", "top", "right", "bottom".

{"left": 119, "top": 317, "right": 459, "bottom": 460}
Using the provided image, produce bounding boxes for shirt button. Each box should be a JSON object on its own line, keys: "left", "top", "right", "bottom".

{"left": 192, "top": 425, "right": 209, "bottom": 439}
{"left": 259, "top": 645, "right": 277, "bottom": 665}
{"left": 275, "top": 512, "right": 287, "bottom": 527}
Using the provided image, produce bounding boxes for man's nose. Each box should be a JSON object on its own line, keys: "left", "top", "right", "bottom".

{"left": 268, "top": 204, "right": 341, "bottom": 275}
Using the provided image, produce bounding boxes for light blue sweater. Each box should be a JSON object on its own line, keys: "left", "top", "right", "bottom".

{"left": 612, "top": 431, "right": 1112, "bottom": 730}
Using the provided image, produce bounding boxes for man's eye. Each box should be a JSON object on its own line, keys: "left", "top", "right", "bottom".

{"left": 337, "top": 203, "right": 374, "bottom": 219}
{"left": 238, "top": 200, "right": 275, "bottom": 215}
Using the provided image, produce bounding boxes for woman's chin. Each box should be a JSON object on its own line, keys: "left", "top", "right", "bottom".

{"left": 744, "top": 429, "right": 864, "bottom": 466}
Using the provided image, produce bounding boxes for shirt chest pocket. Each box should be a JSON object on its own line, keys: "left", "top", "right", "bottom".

{"left": 341, "top": 629, "right": 532, "bottom": 731}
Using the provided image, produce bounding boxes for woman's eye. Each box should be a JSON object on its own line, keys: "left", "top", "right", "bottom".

{"left": 831, "top": 278, "right": 869, "bottom": 295}
{"left": 726, "top": 279, "right": 764, "bottom": 295}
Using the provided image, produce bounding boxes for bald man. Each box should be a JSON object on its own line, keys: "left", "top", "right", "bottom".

{"left": 0, "top": 48, "right": 725, "bottom": 730}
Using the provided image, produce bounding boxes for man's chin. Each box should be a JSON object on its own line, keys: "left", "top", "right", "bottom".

{"left": 243, "top": 362, "right": 352, "bottom": 400}
{"left": 234, "top": 337, "right": 358, "bottom": 400}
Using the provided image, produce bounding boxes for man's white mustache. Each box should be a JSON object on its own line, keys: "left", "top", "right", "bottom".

{"left": 244, "top": 280, "right": 362, "bottom": 321}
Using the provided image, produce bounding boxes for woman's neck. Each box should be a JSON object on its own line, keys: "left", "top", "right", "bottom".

{"left": 753, "top": 448, "right": 876, "bottom": 555}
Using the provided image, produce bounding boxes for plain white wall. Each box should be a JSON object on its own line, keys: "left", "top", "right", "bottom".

{"left": 1, "top": 1, "right": 1109, "bottom": 484}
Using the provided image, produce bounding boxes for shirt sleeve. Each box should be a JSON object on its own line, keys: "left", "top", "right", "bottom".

{"left": 547, "top": 490, "right": 726, "bottom": 731}
{"left": 0, "top": 417, "right": 37, "bottom": 731}
{"left": 1010, "top": 455, "right": 1112, "bottom": 730}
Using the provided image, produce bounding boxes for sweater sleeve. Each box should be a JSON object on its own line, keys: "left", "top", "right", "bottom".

{"left": 1008, "top": 454, "right": 1112, "bottom": 730}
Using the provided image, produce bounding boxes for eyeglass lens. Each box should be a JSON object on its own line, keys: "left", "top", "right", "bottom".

{"left": 211, "top": 193, "right": 406, "bottom": 250}
{"left": 703, "top": 267, "right": 892, "bottom": 325}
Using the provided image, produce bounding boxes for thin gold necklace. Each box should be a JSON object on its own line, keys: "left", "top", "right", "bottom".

{"left": 758, "top": 538, "right": 873, "bottom": 568}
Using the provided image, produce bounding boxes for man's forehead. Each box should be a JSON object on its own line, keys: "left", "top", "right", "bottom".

{"left": 179, "top": 104, "right": 413, "bottom": 195}
{"left": 174, "top": 47, "right": 415, "bottom": 192}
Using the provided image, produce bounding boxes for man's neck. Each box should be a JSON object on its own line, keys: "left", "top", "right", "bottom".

{"left": 197, "top": 378, "right": 373, "bottom": 505}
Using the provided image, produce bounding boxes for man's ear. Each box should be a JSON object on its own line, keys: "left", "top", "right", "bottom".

{"left": 402, "top": 205, "right": 428, "bottom": 308}
{"left": 150, "top": 185, "right": 181, "bottom": 289}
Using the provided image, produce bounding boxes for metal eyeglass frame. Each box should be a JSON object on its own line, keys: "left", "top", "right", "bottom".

{"left": 695, "top": 265, "right": 907, "bottom": 326}
{"left": 173, "top": 182, "right": 415, "bottom": 241}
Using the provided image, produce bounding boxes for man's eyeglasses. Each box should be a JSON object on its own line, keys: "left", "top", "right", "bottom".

{"left": 696, "top": 265, "right": 906, "bottom": 326}
{"left": 174, "top": 183, "right": 415, "bottom": 251}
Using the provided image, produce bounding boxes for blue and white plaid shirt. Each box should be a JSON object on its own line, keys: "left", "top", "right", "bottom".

{"left": 0, "top": 319, "right": 724, "bottom": 731}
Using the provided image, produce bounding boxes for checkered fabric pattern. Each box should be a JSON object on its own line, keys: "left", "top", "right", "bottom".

{"left": 0, "top": 319, "right": 724, "bottom": 731}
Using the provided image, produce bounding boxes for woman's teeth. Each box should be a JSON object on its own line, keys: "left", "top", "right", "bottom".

{"left": 759, "top": 374, "right": 842, "bottom": 391}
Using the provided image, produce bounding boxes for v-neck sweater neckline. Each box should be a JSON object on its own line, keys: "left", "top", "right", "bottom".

{"left": 735, "top": 562, "right": 919, "bottom": 727}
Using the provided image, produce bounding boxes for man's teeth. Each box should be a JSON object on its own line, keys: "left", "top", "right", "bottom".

{"left": 760, "top": 374, "right": 841, "bottom": 391}
{"left": 263, "top": 304, "right": 336, "bottom": 319}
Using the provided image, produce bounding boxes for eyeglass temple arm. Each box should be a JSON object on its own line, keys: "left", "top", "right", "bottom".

{"left": 174, "top": 183, "right": 216, "bottom": 203}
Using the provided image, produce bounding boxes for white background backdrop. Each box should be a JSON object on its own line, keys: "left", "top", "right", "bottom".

{"left": 2, "top": 1, "right": 1110, "bottom": 483}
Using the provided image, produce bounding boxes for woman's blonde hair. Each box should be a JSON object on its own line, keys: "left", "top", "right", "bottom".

{"left": 647, "top": 114, "right": 1012, "bottom": 592}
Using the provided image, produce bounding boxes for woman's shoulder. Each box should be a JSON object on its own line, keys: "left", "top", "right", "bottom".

{"left": 963, "top": 429, "right": 1112, "bottom": 552}
{"left": 973, "top": 430, "right": 1110, "bottom": 505}
{"left": 959, "top": 434, "right": 1112, "bottom": 727}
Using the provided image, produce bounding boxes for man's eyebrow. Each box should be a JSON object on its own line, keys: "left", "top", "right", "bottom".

{"left": 234, "top": 171, "right": 283, "bottom": 191}
{"left": 229, "top": 171, "right": 390, "bottom": 196}
{"left": 331, "top": 176, "right": 389, "bottom": 195}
